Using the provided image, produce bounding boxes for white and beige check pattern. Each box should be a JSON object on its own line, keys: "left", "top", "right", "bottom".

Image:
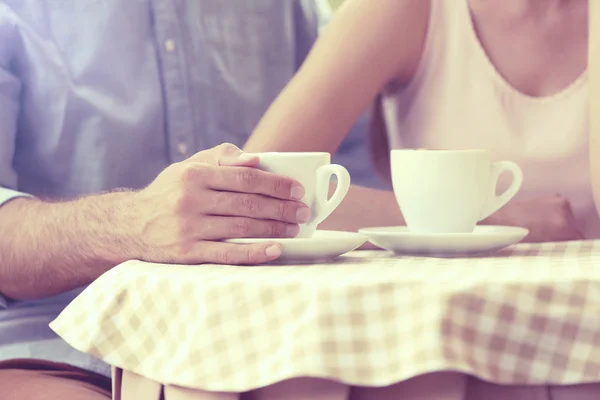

{"left": 51, "top": 241, "right": 600, "bottom": 392}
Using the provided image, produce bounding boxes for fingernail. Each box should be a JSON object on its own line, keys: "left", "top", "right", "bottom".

{"left": 290, "top": 184, "right": 304, "bottom": 200}
{"left": 239, "top": 152, "right": 257, "bottom": 162}
{"left": 286, "top": 224, "right": 299, "bottom": 238}
{"left": 296, "top": 206, "right": 311, "bottom": 223}
{"left": 265, "top": 244, "right": 282, "bottom": 258}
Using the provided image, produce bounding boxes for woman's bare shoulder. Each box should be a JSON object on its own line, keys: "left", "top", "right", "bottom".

{"left": 332, "top": 0, "right": 430, "bottom": 85}
{"left": 244, "top": 0, "right": 431, "bottom": 154}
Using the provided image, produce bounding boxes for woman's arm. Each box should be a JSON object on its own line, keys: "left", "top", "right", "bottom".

{"left": 244, "top": 0, "right": 429, "bottom": 232}
{"left": 319, "top": 184, "right": 403, "bottom": 234}
{"left": 244, "top": 0, "right": 429, "bottom": 154}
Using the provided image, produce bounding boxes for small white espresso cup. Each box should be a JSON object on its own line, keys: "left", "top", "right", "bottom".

{"left": 256, "top": 152, "right": 351, "bottom": 238}
{"left": 390, "top": 149, "right": 523, "bottom": 233}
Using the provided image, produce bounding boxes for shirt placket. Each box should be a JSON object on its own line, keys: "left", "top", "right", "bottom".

{"left": 151, "top": 0, "right": 195, "bottom": 162}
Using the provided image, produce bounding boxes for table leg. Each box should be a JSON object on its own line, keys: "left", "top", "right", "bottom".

{"left": 550, "top": 383, "right": 600, "bottom": 400}
{"left": 350, "top": 372, "right": 467, "bottom": 400}
{"left": 164, "top": 386, "right": 239, "bottom": 400}
{"left": 120, "top": 370, "right": 163, "bottom": 400}
{"left": 246, "top": 378, "right": 349, "bottom": 400}
{"left": 465, "top": 378, "right": 548, "bottom": 400}
{"left": 112, "top": 367, "right": 123, "bottom": 400}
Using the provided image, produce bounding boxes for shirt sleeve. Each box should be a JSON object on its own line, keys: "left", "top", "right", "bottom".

{"left": 0, "top": 65, "right": 23, "bottom": 309}
{"left": 0, "top": 8, "right": 30, "bottom": 308}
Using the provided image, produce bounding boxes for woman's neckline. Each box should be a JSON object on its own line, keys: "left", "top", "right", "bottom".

{"left": 462, "top": 0, "right": 588, "bottom": 104}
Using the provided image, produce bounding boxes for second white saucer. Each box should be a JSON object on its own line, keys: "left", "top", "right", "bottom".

{"left": 358, "top": 225, "right": 529, "bottom": 257}
{"left": 225, "top": 230, "right": 368, "bottom": 264}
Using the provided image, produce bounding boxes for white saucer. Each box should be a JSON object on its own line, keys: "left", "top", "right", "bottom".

{"left": 225, "top": 230, "right": 368, "bottom": 264}
{"left": 358, "top": 226, "right": 529, "bottom": 257}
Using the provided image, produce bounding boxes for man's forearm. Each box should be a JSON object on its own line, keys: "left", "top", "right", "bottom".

{"left": 0, "top": 192, "right": 137, "bottom": 301}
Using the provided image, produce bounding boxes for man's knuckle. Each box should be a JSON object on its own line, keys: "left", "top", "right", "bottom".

{"left": 273, "top": 177, "right": 286, "bottom": 194}
{"left": 175, "top": 246, "right": 188, "bottom": 260}
{"left": 275, "top": 201, "right": 287, "bottom": 220}
{"left": 245, "top": 246, "right": 263, "bottom": 264}
{"left": 178, "top": 217, "right": 195, "bottom": 237}
{"left": 213, "top": 249, "right": 232, "bottom": 265}
{"left": 269, "top": 221, "right": 286, "bottom": 237}
{"left": 181, "top": 164, "right": 208, "bottom": 184}
{"left": 238, "top": 194, "right": 259, "bottom": 214}
{"left": 217, "top": 142, "right": 239, "bottom": 155}
{"left": 197, "top": 166, "right": 214, "bottom": 183}
{"left": 224, "top": 251, "right": 235, "bottom": 265}
{"left": 203, "top": 191, "right": 221, "bottom": 212}
{"left": 174, "top": 239, "right": 194, "bottom": 260}
{"left": 237, "top": 169, "right": 258, "bottom": 188}
{"left": 232, "top": 218, "right": 251, "bottom": 237}
{"left": 216, "top": 246, "right": 253, "bottom": 265}
{"left": 244, "top": 246, "right": 256, "bottom": 264}
{"left": 180, "top": 165, "right": 197, "bottom": 183}
{"left": 175, "top": 192, "right": 195, "bottom": 213}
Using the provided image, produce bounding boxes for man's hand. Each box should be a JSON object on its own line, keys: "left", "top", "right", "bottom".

{"left": 0, "top": 143, "right": 309, "bottom": 300}
{"left": 130, "top": 143, "right": 310, "bottom": 265}
{"left": 483, "top": 195, "right": 584, "bottom": 242}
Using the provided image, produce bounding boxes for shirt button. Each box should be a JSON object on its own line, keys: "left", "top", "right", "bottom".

{"left": 164, "top": 39, "right": 176, "bottom": 52}
{"left": 177, "top": 142, "right": 189, "bottom": 156}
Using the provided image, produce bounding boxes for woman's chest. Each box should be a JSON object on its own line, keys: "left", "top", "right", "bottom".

{"left": 384, "top": 78, "right": 590, "bottom": 199}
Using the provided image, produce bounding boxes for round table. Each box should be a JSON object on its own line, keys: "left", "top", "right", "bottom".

{"left": 51, "top": 241, "right": 600, "bottom": 399}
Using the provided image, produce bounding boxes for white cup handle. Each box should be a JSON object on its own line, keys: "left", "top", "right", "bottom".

{"left": 314, "top": 164, "right": 351, "bottom": 224}
{"left": 479, "top": 161, "right": 523, "bottom": 221}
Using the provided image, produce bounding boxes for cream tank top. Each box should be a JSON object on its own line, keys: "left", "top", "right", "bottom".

{"left": 382, "top": 0, "right": 597, "bottom": 238}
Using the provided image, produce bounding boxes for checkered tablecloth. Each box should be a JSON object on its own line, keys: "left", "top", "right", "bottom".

{"left": 51, "top": 241, "right": 600, "bottom": 392}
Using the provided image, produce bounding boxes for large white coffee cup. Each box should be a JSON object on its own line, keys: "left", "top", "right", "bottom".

{"left": 256, "top": 152, "right": 351, "bottom": 238}
{"left": 391, "top": 149, "right": 523, "bottom": 233}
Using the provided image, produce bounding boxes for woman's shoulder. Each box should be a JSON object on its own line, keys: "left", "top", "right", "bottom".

{"left": 344, "top": 0, "right": 431, "bottom": 88}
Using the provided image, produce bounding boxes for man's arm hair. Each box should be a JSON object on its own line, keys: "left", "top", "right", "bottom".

{"left": 0, "top": 193, "right": 138, "bottom": 301}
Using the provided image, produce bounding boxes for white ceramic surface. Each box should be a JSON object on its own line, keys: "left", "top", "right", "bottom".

{"left": 390, "top": 150, "right": 523, "bottom": 233}
{"left": 226, "top": 230, "right": 368, "bottom": 264}
{"left": 256, "top": 152, "right": 351, "bottom": 238}
{"left": 358, "top": 225, "right": 529, "bottom": 257}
